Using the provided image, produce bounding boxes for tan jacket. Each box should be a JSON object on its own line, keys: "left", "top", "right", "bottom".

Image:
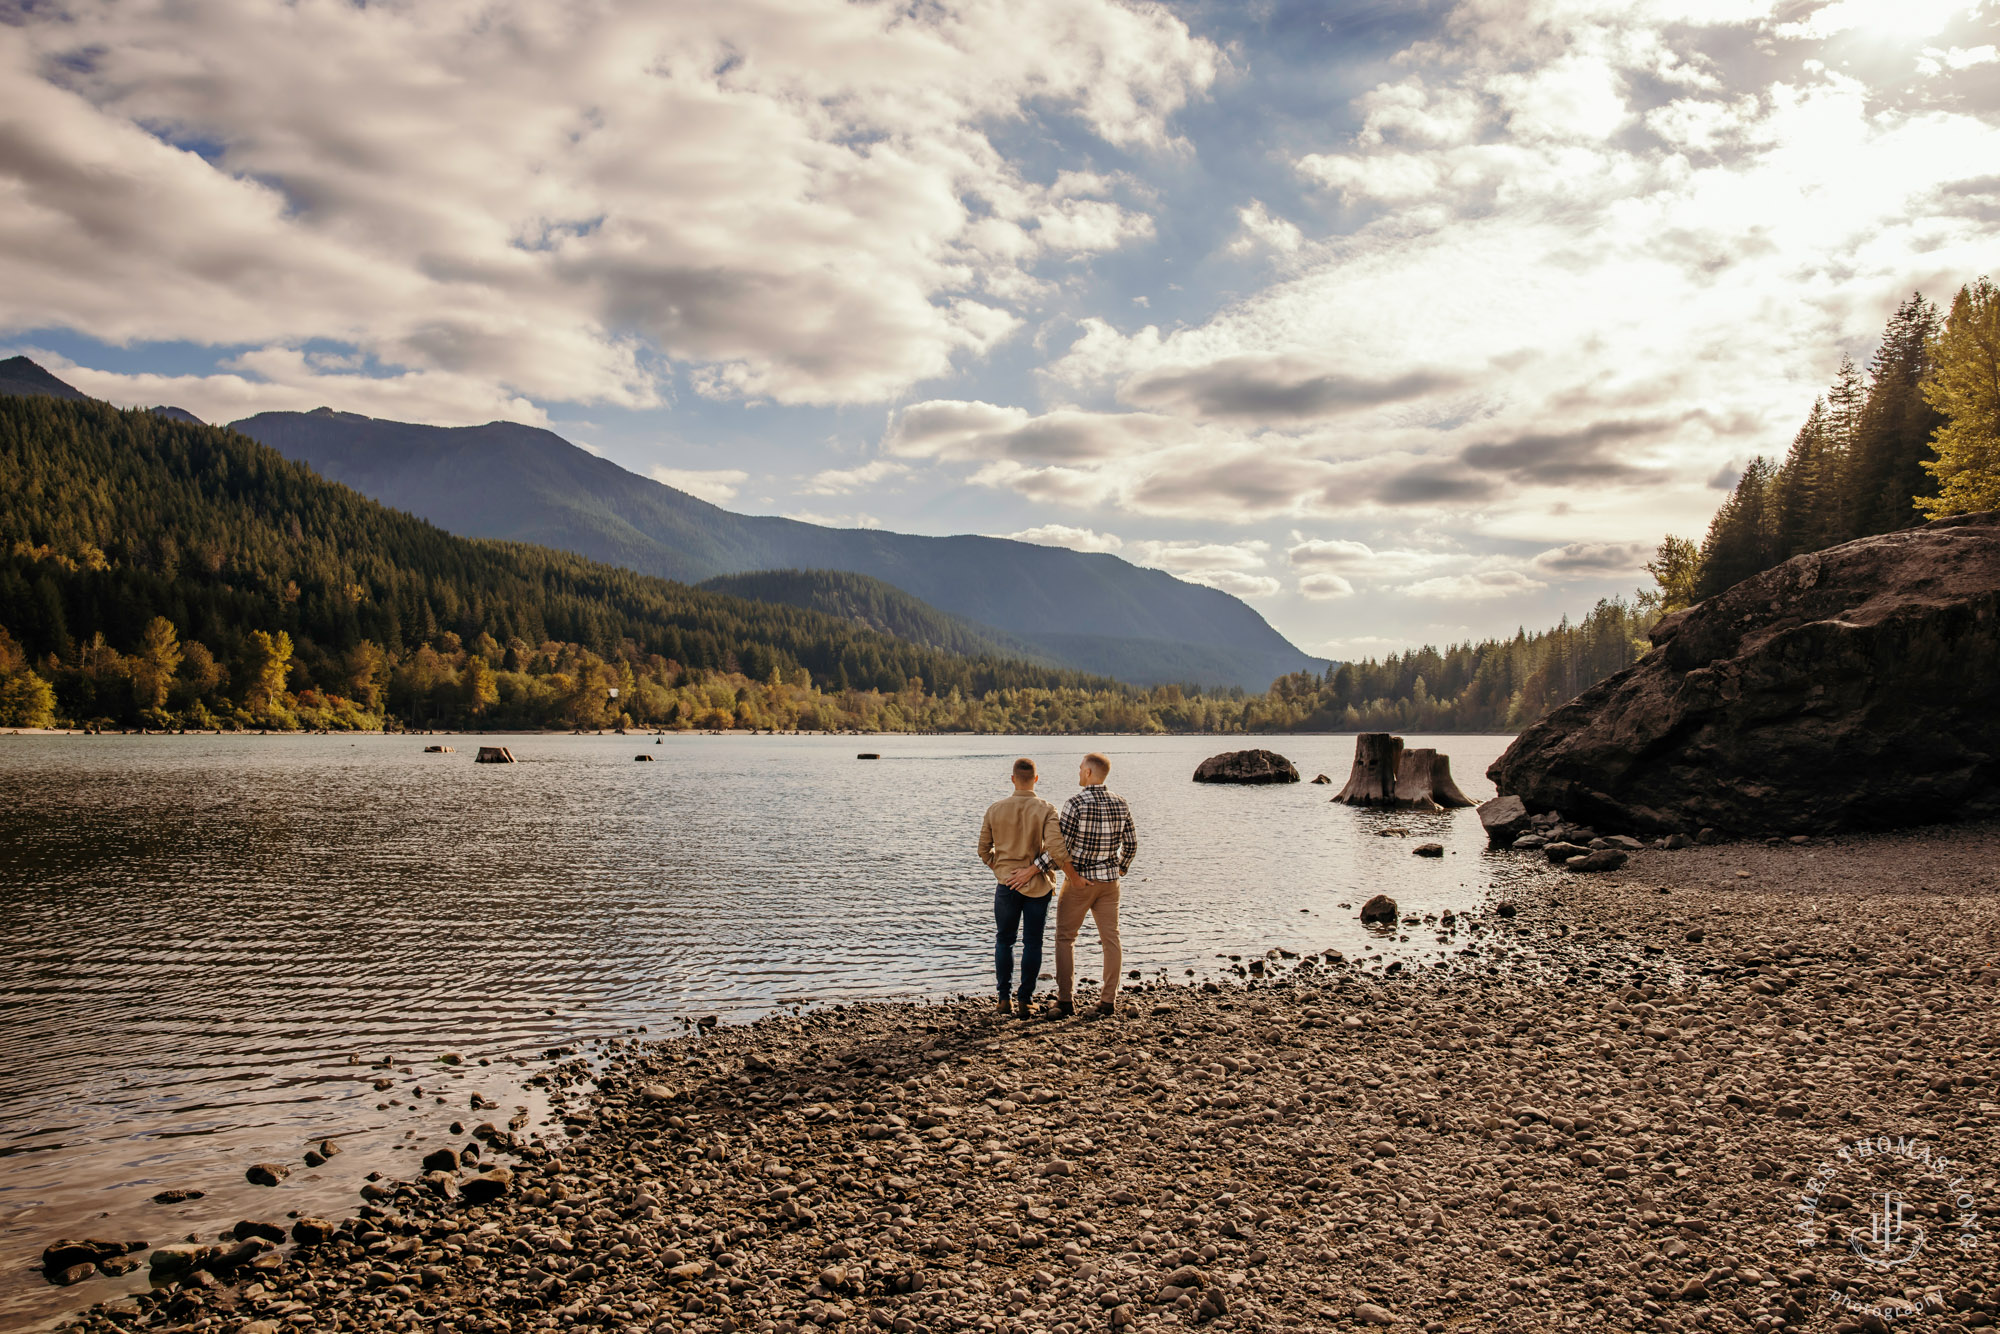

{"left": 978, "top": 788, "right": 1066, "bottom": 898}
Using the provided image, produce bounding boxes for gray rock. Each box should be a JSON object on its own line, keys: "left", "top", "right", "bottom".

{"left": 148, "top": 1245, "right": 203, "bottom": 1277}
{"left": 1489, "top": 512, "right": 2000, "bottom": 835}
{"left": 232, "top": 1220, "right": 286, "bottom": 1243}
{"left": 459, "top": 1167, "right": 513, "bottom": 1205}
{"left": 1192, "top": 749, "right": 1301, "bottom": 784}
{"left": 1354, "top": 1303, "right": 1397, "bottom": 1326}
{"left": 1412, "top": 842, "right": 1445, "bottom": 858}
{"left": 1359, "top": 894, "right": 1398, "bottom": 924}
{"left": 1476, "top": 794, "right": 1532, "bottom": 847}
{"left": 1567, "top": 850, "right": 1629, "bottom": 872}
{"left": 1543, "top": 841, "right": 1589, "bottom": 865}
{"left": 290, "top": 1218, "right": 337, "bottom": 1246}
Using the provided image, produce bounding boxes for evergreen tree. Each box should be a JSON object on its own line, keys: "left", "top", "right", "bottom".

{"left": 1845, "top": 292, "right": 1944, "bottom": 535}
{"left": 1825, "top": 353, "right": 1865, "bottom": 521}
{"left": 1917, "top": 277, "right": 2000, "bottom": 518}
{"left": 1772, "top": 398, "right": 1833, "bottom": 558}
{"left": 1639, "top": 535, "right": 1702, "bottom": 616}
{"left": 1696, "top": 456, "right": 1780, "bottom": 598}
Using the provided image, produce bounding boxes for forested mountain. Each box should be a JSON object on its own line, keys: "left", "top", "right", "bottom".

{"left": 1264, "top": 598, "right": 1650, "bottom": 733}
{"left": 226, "top": 404, "right": 1321, "bottom": 690}
{"left": 696, "top": 569, "right": 1054, "bottom": 664}
{"left": 0, "top": 395, "right": 1140, "bottom": 730}
{"left": 0, "top": 355, "right": 89, "bottom": 403}
{"left": 0, "top": 374, "right": 1662, "bottom": 736}
{"left": 1679, "top": 281, "right": 2000, "bottom": 601}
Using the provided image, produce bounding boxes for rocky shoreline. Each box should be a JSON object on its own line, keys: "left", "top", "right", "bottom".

{"left": 44, "top": 825, "right": 2000, "bottom": 1334}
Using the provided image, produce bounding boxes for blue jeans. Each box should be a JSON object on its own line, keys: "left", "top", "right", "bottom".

{"left": 994, "top": 885, "right": 1050, "bottom": 1003}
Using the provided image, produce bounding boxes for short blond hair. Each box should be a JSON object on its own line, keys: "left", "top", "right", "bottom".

{"left": 1082, "top": 752, "right": 1110, "bottom": 779}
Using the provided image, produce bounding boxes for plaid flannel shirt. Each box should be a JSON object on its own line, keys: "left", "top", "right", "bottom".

{"left": 1036, "top": 784, "right": 1137, "bottom": 882}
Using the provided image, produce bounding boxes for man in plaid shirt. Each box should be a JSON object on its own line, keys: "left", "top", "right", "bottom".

{"left": 1033, "top": 751, "right": 1137, "bottom": 1018}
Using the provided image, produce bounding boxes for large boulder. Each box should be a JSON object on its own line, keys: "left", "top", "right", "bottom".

{"left": 1489, "top": 513, "right": 2000, "bottom": 836}
{"left": 1192, "top": 749, "right": 1300, "bottom": 784}
{"left": 1477, "top": 794, "right": 1532, "bottom": 847}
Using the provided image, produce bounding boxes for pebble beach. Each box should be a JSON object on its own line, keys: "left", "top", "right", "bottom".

{"left": 43, "top": 824, "right": 2000, "bottom": 1334}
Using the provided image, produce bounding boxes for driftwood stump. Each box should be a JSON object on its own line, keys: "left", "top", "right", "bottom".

{"left": 1397, "top": 748, "right": 1476, "bottom": 809}
{"left": 1333, "top": 733, "right": 1404, "bottom": 805}
{"left": 474, "top": 746, "right": 516, "bottom": 764}
{"left": 1335, "top": 735, "right": 1476, "bottom": 810}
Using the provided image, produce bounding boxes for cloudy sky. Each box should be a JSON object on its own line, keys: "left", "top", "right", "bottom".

{"left": 6, "top": 0, "right": 1998, "bottom": 658}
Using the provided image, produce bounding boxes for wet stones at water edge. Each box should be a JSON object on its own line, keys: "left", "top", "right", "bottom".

{"left": 39, "top": 829, "right": 2000, "bottom": 1334}
{"left": 1478, "top": 794, "right": 1533, "bottom": 847}
{"left": 1359, "top": 893, "right": 1398, "bottom": 923}
{"left": 1191, "top": 749, "right": 1300, "bottom": 784}
{"left": 244, "top": 1162, "right": 289, "bottom": 1186}
{"left": 42, "top": 1239, "right": 147, "bottom": 1286}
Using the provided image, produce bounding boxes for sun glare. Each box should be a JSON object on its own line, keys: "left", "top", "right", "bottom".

{"left": 1783, "top": 0, "right": 1984, "bottom": 39}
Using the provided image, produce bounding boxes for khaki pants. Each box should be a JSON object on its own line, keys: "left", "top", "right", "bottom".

{"left": 1055, "top": 877, "right": 1121, "bottom": 1004}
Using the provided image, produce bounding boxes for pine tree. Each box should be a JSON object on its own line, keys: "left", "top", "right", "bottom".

{"left": 1916, "top": 277, "right": 2000, "bottom": 518}
{"left": 1696, "top": 456, "right": 1781, "bottom": 598}
{"left": 1845, "top": 293, "right": 1944, "bottom": 535}
{"left": 1640, "top": 535, "right": 1702, "bottom": 616}
{"left": 1824, "top": 353, "right": 1865, "bottom": 534}
{"left": 1772, "top": 398, "right": 1832, "bottom": 558}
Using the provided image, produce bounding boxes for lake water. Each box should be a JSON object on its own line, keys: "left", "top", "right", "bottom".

{"left": 0, "top": 731, "right": 1526, "bottom": 1325}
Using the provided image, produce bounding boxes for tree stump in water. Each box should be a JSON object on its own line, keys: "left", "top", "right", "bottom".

{"left": 1333, "top": 733, "right": 1404, "bottom": 806}
{"left": 1334, "top": 735, "right": 1476, "bottom": 809}
{"left": 1397, "top": 748, "right": 1476, "bottom": 810}
{"left": 474, "top": 746, "right": 516, "bottom": 764}
{"left": 1427, "top": 753, "right": 1475, "bottom": 808}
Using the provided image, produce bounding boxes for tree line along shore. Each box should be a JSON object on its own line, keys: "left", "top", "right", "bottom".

{"left": 0, "top": 395, "right": 1653, "bottom": 736}
{"left": 7, "top": 272, "right": 1998, "bottom": 738}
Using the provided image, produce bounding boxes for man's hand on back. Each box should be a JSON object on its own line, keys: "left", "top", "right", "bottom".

{"left": 1006, "top": 866, "right": 1040, "bottom": 890}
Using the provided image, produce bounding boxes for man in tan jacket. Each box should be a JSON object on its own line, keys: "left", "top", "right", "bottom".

{"left": 978, "top": 757, "right": 1068, "bottom": 1019}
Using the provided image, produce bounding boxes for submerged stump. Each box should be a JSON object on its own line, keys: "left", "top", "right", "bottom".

{"left": 1333, "top": 733, "right": 1404, "bottom": 806}
{"left": 474, "top": 746, "right": 516, "bottom": 764}
{"left": 1335, "top": 735, "right": 1476, "bottom": 810}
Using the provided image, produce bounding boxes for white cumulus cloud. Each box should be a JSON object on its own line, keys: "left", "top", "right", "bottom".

{"left": 650, "top": 467, "right": 750, "bottom": 504}
{"left": 995, "top": 525, "right": 1125, "bottom": 553}
{"left": 1402, "top": 569, "right": 1549, "bottom": 601}
{"left": 0, "top": 0, "right": 1216, "bottom": 409}
{"left": 1297, "top": 572, "right": 1357, "bottom": 600}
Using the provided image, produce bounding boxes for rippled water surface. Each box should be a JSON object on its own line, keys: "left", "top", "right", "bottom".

{"left": 0, "top": 731, "right": 1524, "bottom": 1325}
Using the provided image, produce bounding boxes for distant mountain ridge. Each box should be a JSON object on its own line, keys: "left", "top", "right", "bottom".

{"left": 225, "top": 406, "right": 1324, "bottom": 689}
{"left": 697, "top": 569, "right": 1057, "bottom": 665}
{"left": 0, "top": 355, "right": 90, "bottom": 402}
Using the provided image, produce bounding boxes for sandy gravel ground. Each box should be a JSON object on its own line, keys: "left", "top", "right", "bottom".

{"left": 44, "top": 825, "right": 2000, "bottom": 1334}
